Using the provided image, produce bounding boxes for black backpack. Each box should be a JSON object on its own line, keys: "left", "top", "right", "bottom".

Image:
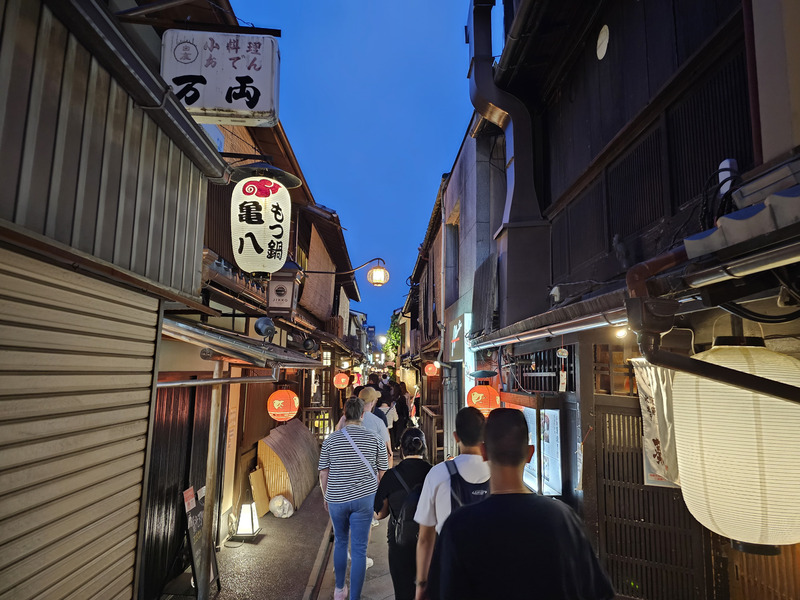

{"left": 392, "top": 471, "right": 422, "bottom": 548}
{"left": 445, "top": 460, "right": 490, "bottom": 511}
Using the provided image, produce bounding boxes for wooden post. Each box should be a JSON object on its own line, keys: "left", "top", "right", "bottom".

{"left": 198, "top": 360, "right": 224, "bottom": 600}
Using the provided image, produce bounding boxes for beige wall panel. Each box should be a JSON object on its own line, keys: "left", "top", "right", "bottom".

{"left": 0, "top": 390, "right": 150, "bottom": 421}
{"left": 0, "top": 350, "right": 153, "bottom": 372}
{"left": 0, "top": 421, "right": 148, "bottom": 470}
{"left": 158, "top": 338, "right": 213, "bottom": 372}
{"left": 0, "top": 436, "right": 146, "bottom": 493}
{"left": 1, "top": 517, "right": 137, "bottom": 596}
{"left": 4, "top": 531, "right": 136, "bottom": 600}
{"left": 0, "top": 499, "right": 140, "bottom": 573}
{"left": 0, "top": 248, "right": 159, "bottom": 311}
{"left": 0, "top": 373, "right": 152, "bottom": 396}
{"left": 0, "top": 272, "right": 157, "bottom": 325}
{"left": 0, "top": 460, "right": 143, "bottom": 521}
{"left": 0, "top": 406, "right": 149, "bottom": 444}
{"left": 0, "top": 299, "right": 156, "bottom": 340}
{"left": 0, "top": 324, "right": 155, "bottom": 355}
{"left": 59, "top": 559, "right": 133, "bottom": 600}
{"left": 37, "top": 537, "right": 136, "bottom": 600}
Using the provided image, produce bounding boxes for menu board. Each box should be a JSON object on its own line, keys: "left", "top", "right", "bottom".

{"left": 540, "top": 409, "right": 562, "bottom": 496}
{"left": 522, "top": 407, "right": 539, "bottom": 493}
{"left": 183, "top": 487, "right": 220, "bottom": 592}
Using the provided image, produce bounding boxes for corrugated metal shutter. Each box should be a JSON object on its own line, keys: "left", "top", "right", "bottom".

{"left": 0, "top": 247, "right": 158, "bottom": 600}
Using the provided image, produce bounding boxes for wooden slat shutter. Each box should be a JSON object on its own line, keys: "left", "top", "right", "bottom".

{"left": 0, "top": 247, "right": 158, "bottom": 600}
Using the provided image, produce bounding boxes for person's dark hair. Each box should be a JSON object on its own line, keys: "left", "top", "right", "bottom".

{"left": 398, "top": 382, "right": 408, "bottom": 395}
{"left": 344, "top": 397, "right": 365, "bottom": 421}
{"left": 455, "top": 406, "right": 485, "bottom": 447}
{"left": 400, "top": 428, "right": 426, "bottom": 457}
{"left": 367, "top": 373, "right": 380, "bottom": 385}
{"left": 352, "top": 385, "right": 365, "bottom": 398}
{"left": 485, "top": 408, "right": 530, "bottom": 466}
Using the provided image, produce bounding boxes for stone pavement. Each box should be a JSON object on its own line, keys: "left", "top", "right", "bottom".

{"left": 207, "top": 482, "right": 394, "bottom": 600}
{"left": 209, "top": 485, "right": 331, "bottom": 600}
{"left": 314, "top": 513, "right": 394, "bottom": 600}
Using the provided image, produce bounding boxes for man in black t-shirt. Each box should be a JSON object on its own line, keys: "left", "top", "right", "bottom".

{"left": 427, "top": 409, "right": 614, "bottom": 600}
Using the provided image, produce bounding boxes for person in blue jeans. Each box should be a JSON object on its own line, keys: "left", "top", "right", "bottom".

{"left": 319, "top": 396, "right": 390, "bottom": 600}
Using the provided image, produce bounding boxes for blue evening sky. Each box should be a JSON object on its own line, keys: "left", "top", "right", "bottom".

{"left": 230, "top": 1, "right": 501, "bottom": 334}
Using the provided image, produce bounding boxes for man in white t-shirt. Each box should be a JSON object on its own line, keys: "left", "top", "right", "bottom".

{"left": 413, "top": 407, "right": 489, "bottom": 600}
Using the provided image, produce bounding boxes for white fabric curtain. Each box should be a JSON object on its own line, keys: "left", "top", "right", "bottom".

{"left": 630, "top": 358, "right": 681, "bottom": 487}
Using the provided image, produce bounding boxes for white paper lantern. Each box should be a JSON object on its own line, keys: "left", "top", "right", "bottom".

{"left": 671, "top": 343, "right": 800, "bottom": 546}
{"left": 230, "top": 177, "right": 291, "bottom": 274}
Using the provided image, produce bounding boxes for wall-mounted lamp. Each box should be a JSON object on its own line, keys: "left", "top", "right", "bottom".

{"left": 304, "top": 258, "right": 390, "bottom": 288}
{"left": 615, "top": 326, "right": 629, "bottom": 339}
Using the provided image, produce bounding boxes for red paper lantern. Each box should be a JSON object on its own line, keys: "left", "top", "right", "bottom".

{"left": 267, "top": 389, "right": 299, "bottom": 421}
{"left": 466, "top": 385, "right": 501, "bottom": 417}
{"left": 424, "top": 363, "right": 438, "bottom": 376}
{"left": 333, "top": 372, "right": 350, "bottom": 389}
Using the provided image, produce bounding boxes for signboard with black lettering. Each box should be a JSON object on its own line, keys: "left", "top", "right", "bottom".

{"left": 161, "top": 30, "right": 279, "bottom": 126}
{"left": 184, "top": 486, "right": 220, "bottom": 593}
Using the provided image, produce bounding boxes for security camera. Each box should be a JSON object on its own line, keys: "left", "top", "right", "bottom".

{"left": 254, "top": 316, "right": 276, "bottom": 342}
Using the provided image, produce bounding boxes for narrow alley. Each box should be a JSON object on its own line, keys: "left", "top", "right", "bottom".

{"left": 2, "top": 0, "right": 800, "bottom": 599}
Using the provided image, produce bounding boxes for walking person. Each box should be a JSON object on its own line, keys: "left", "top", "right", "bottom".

{"left": 426, "top": 408, "right": 614, "bottom": 600}
{"left": 414, "top": 407, "right": 490, "bottom": 600}
{"left": 374, "top": 428, "right": 433, "bottom": 600}
{"left": 319, "top": 396, "right": 390, "bottom": 600}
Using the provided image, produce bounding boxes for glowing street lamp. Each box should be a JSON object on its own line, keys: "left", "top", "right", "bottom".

{"left": 304, "top": 257, "right": 390, "bottom": 288}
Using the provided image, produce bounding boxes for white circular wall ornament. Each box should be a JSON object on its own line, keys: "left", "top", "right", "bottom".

{"left": 596, "top": 25, "right": 610, "bottom": 60}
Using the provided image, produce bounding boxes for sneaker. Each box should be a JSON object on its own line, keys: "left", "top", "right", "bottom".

{"left": 333, "top": 584, "right": 348, "bottom": 600}
{"left": 366, "top": 556, "right": 374, "bottom": 569}
{"left": 371, "top": 518, "right": 379, "bottom": 527}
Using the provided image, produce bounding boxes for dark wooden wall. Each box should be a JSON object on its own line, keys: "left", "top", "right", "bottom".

{"left": 545, "top": 0, "right": 742, "bottom": 204}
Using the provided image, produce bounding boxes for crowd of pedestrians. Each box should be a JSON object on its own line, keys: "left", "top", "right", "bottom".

{"left": 318, "top": 373, "right": 614, "bottom": 600}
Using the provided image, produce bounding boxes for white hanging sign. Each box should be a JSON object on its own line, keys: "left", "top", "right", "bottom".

{"left": 231, "top": 177, "right": 291, "bottom": 274}
{"left": 161, "top": 29, "right": 279, "bottom": 126}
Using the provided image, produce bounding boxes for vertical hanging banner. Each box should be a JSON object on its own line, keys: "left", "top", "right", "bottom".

{"left": 161, "top": 30, "right": 279, "bottom": 126}
{"left": 231, "top": 177, "right": 291, "bottom": 273}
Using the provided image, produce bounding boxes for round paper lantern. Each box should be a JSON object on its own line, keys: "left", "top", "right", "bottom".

{"left": 424, "top": 363, "right": 438, "bottom": 376}
{"left": 267, "top": 389, "right": 299, "bottom": 422}
{"left": 333, "top": 372, "right": 350, "bottom": 389}
{"left": 367, "top": 265, "right": 389, "bottom": 287}
{"left": 672, "top": 341, "right": 800, "bottom": 546}
{"left": 467, "top": 384, "right": 501, "bottom": 417}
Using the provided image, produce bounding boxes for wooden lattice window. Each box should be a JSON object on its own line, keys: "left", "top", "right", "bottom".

{"left": 508, "top": 345, "right": 576, "bottom": 394}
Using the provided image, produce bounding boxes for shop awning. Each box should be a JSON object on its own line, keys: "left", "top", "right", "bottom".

{"left": 162, "top": 317, "right": 322, "bottom": 369}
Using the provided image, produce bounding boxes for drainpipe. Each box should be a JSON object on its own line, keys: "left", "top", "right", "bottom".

{"left": 625, "top": 247, "right": 800, "bottom": 404}
{"left": 468, "top": 0, "right": 541, "bottom": 225}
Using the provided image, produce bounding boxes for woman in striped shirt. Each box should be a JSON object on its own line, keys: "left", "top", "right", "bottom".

{"left": 319, "top": 396, "right": 390, "bottom": 600}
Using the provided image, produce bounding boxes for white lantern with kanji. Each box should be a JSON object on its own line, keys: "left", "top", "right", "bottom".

{"left": 231, "top": 177, "right": 291, "bottom": 273}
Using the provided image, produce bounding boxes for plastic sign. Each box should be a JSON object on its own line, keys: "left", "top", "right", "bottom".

{"left": 424, "top": 363, "right": 438, "bottom": 376}
{"left": 161, "top": 30, "right": 279, "bottom": 126}
{"left": 267, "top": 389, "right": 299, "bottom": 421}
{"left": 231, "top": 177, "right": 291, "bottom": 273}
{"left": 466, "top": 384, "right": 501, "bottom": 417}
{"left": 333, "top": 373, "right": 350, "bottom": 389}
